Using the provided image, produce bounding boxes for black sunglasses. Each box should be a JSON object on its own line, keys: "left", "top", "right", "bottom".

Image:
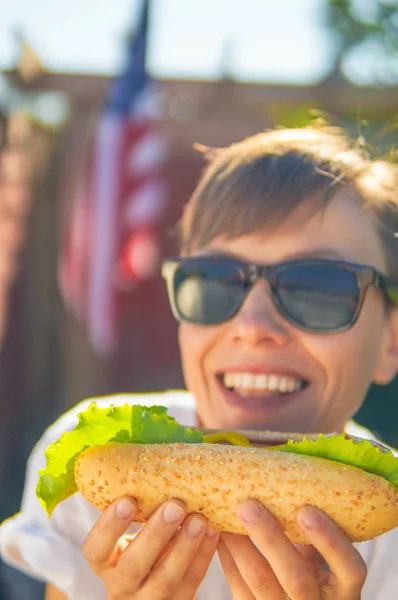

{"left": 162, "top": 256, "right": 398, "bottom": 334}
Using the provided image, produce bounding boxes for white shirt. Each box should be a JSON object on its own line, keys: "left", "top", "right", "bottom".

{"left": 1, "top": 390, "right": 398, "bottom": 599}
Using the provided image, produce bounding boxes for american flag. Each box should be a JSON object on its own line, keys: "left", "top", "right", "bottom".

{"left": 59, "top": 0, "right": 167, "bottom": 355}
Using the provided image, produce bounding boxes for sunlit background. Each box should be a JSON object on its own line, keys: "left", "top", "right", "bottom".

{"left": 1, "top": 0, "right": 398, "bottom": 85}
{"left": 0, "top": 1, "right": 397, "bottom": 597}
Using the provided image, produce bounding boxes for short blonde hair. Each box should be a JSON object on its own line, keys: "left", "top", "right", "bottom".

{"left": 179, "top": 124, "right": 398, "bottom": 279}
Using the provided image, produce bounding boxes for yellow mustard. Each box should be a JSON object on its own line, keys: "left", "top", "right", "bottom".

{"left": 202, "top": 432, "right": 253, "bottom": 447}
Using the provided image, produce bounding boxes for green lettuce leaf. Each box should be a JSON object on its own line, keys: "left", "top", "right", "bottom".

{"left": 273, "top": 434, "right": 398, "bottom": 489}
{"left": 37, "top": 403, "right": 203, "bottom": 516}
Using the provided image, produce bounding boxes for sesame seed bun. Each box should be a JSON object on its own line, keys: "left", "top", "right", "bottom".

{"left": 74, "top": 442, "right": 398, "bottom": 544}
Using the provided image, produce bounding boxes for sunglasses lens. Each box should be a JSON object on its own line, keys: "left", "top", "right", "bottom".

{"left": 173, "top": 259, "right": 244, "bottom": 324}
{"left": 277, "top": 264, "right": 359, "bottom": 331}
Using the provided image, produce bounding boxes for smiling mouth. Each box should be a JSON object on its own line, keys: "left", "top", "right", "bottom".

{"left": 219, "top": 372, "right": 308, "bottom": 398}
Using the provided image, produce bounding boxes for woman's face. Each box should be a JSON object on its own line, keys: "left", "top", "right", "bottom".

{"left": 178, "top": 191, "right": 398, "bottom": 433}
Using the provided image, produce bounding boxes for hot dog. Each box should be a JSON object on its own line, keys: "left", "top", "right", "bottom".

{"left": 37, "top": 402, "right": 398, "bottom": 544}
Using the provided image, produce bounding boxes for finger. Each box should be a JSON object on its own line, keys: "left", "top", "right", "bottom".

{"left": 115, "top": 500, "right": 186, "bottom": 592}
{"left": 297, "top": 507, "right": 367, "bottom": 594}
{"left": 138, "top": 513, "right": 209, "bottom": 599}
{"left": 296, "top": 544, "right": 330, "bottom": 586}
{"left": 237, "top": 501, "right": 321, "bottom": 600}
{"left": 171, "top": 528, "right": 220, "bottom": 600}
{"left": 152, "top": 532, "right": 178, "bottom": 569}
{"left": 83, "top": 497, "right": 138, "bottom": 568}
{"left": 218, "top": 538, "right": 256, "bottom": 600}
{"left": 116, "top": 532, "right": 147, "bottom": 559}
{"left": 221, "top": 532, "right": 286, "bottom": 600}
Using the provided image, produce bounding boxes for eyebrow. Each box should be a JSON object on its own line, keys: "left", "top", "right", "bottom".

{"left": 282, "top": 249, "right": 350, "bottom": 261}
{"left": 199, "top": 248, "right": 350, "bottom": 262}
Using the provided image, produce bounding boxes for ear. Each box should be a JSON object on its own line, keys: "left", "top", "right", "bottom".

{"left": 372, "top": 308, "right": 398, "bottom": 385}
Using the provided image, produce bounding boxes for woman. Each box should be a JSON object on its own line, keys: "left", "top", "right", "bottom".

{"left": 1, "top": 123, "right": 398, "bottom": 600}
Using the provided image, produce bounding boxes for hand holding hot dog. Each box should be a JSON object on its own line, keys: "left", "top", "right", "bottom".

{"left": 218, "top": 500, "right": 367, "bottom": 600}
{"left": 83, "top": 496, "right": 219, "bottom": 600}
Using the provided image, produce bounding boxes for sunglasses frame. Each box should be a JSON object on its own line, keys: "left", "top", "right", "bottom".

{"left": 162, "top": 255, "right": 398, "bottom": 334}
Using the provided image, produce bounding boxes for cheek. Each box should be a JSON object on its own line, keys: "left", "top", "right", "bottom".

{"left": 178, "top": 325, "right": 195, "bottom": 387}
{"left": 178, "top": 324, "right": 217, "bottom": 390}
{"left": 301, "top": 313, "right": 386, "bottom": 392}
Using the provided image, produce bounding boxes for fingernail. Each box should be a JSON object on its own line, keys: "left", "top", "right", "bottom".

{"left": 299, "top": 508, "right": 322, "bottom": 529}
{"left": 115, "top": 498, "right": 135, "bottom": 520}
{"left": 187, "top": 516, "right": 206, "bottom": 538}
{"left": 238, "top": 501, "right": 263, "bottom": 523}
{"left": 163, "top": 501, "right": 185, "bottom": 524}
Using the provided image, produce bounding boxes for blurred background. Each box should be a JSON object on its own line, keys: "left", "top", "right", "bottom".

{"left": 0, "top": 0, "right": 397, "bottom": 597}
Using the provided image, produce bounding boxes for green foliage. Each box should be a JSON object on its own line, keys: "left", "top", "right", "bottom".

{"left": 325, "top": 0, "right": 398, "bottom": 84}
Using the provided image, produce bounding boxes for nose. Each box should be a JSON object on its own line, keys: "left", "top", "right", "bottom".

{"left": 227, "top": 281, "right": 291, "bottom": 346}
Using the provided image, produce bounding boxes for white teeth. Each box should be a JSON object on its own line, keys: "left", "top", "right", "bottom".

{"left": 255, "top": 375, "right": 268, "bottom": 390}
{"left": 268, "top": 375, "right": 279, "bottom": 391}
{"left": 241, "top": 374, "right": 255, "bottom": 389}
{"left": 222, "top": 372, "right": 304, "bottom": 394}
